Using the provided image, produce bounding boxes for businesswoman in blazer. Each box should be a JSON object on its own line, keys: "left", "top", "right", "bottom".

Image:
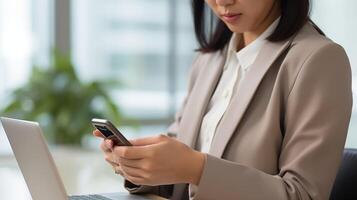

{"left": 94, "top": 0, "right": 352, "bottom": 199}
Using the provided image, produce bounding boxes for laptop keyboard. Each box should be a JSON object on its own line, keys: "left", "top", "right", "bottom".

{"left": 69, "top": 194, "right": 113, "bottom": 200}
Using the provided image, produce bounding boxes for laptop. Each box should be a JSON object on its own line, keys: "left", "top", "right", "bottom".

{"left": 0, "top": 117, "right": 151, "bottom": 200}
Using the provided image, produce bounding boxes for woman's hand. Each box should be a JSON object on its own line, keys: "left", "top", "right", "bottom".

{"left": 93, "top": 130, "right": 124, "bottom": 176}
{"left": 113, "top": 134, "right": 205, "bottom": 186}
{"left": 93, "top": 130, "right": 205, "bottom": 186}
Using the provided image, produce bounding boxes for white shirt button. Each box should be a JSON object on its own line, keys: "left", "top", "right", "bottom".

{"left": 223, "top": 89, "right": 230, "bottom": 98}
{"left": 197, "top": 19, "right": 280, "bottom": 153}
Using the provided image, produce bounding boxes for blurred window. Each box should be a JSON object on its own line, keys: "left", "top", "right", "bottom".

{"left": 71, "top": 0, "right": 197, "bottom": 136}
{"left": 1, "top": 0, "right": 357, "bottom": 155}
{"left": 0, "top": 0, "right": 51, "bottom": 154}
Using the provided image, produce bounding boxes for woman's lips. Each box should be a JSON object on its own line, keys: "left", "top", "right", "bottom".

{"left": 221, "top": 13, "right": 242, "bottom": 23}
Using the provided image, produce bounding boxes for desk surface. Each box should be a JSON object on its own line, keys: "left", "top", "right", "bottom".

{"left": 87, "top": 193, "right": 167, "bottom": 200}
{"left": 0, "top": 146, "right": 168, "bottom": 200}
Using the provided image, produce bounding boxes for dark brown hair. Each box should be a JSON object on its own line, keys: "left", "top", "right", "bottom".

{"left": 192, "top": 0, "right": 325, "bottom": 52}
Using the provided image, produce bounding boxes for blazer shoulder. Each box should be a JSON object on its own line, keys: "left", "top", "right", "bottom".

{"left": 281, "top": 23, "right": 351, "bottom": 99}
{"left": 189, "top": 49, "right": 226, "bottom": 79}
{"left": 193, "top": 49, "right": 225, "bottom": 69}
{"left": 288, "top": 23, "right": 348, "bottom": 62}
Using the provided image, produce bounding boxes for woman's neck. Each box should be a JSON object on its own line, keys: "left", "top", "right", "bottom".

{"left": 242, "top": 4, "right": 281, "bottom": 47}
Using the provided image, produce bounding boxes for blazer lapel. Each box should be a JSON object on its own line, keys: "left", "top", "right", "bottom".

{"left": 178, "top": 51, "right": 227, "bottom": 147}
{"left": 209, "top": 38, "right": 293, "bottom": 158}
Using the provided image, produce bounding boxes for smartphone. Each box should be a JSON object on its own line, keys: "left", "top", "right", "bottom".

{"left": 91, "top": 118, "right": 132, "bottom": 146}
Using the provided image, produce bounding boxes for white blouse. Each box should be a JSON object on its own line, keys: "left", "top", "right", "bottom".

{"left": 189, "top": 18, "right": 281, "bottom": 198}
{"left": 196, "top": 18, "right": 280, "bottom": 153}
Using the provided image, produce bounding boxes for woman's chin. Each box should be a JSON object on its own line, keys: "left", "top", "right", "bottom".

{"left": 223, "top": 22, "right": 249, "bottom": 34}
{"left": 226, "top": 26, "right": 246, "bottom": 34}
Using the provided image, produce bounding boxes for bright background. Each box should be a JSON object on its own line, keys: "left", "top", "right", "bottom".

{"left": 0, "top": 0, "right": 356, "bottom": 199}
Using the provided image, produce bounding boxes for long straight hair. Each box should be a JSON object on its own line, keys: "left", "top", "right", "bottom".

{"left": 192, "top": 0, "right": 325, "bottom": 52}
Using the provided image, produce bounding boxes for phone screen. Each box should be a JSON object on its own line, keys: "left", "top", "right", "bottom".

{"left": 95, "top": 125, "right": 115, "bottom": 138}
{"left": 92, "top": 118, "right": 132, "bottom": 146}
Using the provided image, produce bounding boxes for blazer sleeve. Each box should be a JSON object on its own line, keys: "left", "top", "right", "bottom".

{"left": 191, "top": 43, "right": 353, "bottom": 200}
{"left": 124, "top": 53, "right": 203, "bottom": 198}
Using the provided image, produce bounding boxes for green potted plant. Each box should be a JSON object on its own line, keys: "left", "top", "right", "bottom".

{"left": 1, "top": 51, "right": 122, "bottom": 145}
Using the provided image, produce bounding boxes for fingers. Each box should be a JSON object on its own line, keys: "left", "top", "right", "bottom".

{"left": 117, "top": 157, "right": 142, "bottom": 169}
{"left": 105, "top": 139, "right": 114, "bottom": 149}
{"left": 113, "top": 165, "right": 124, "bottom": 176}
{"left": 93, "top": 129, "right": 104, "bottom": 138}
{"left": 111, "top": 159, "right": 145, "bottom": 181}
{"left": 130, "top": 134, "right": 168, "bottom": 146}
{"left": 105, "top": 155, "right": 119, "bottom": 167}
{"left": 120, "top": 165, "right": 149, "bottom": 185}
{"left": 121, "top": 165, "right": 145, "bottom": 179}
{"left": 114, "top": 145, "right": 151, "bottom": 160}
{"left": 101, "top": 140, "right": 118, "bottom": 168}
{"left": 100, "top": 139, "right": 114, "bottom": 153}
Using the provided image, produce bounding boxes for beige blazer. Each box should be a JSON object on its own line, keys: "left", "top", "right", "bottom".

{"left": 125, "top": 22, "right": 353, "bottom": 200}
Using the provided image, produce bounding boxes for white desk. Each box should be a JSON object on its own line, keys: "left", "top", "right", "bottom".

{"left": 0, "top": 146, "right": 145, "bottom": 199}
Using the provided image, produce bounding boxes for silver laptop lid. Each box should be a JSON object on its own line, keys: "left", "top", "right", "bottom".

{"left": 1, "top": 117, "right": 68, "bottom": 200}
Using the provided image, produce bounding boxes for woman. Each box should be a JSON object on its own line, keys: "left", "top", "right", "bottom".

{"left": 93, "top": 0, "right": 352, "bottom": 199}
